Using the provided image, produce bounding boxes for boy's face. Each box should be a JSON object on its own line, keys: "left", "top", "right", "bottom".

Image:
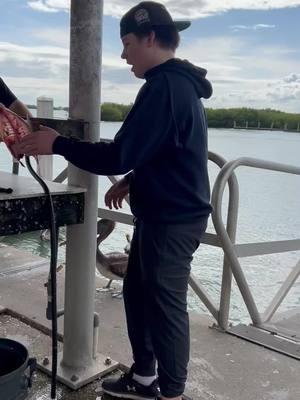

{"left": 121, "top": 33, "right": 152, "bottom": 79}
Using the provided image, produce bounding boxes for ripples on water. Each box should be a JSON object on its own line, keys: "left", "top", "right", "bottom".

{"left": 1, "top": 119, "right": 300, "bottom": 323}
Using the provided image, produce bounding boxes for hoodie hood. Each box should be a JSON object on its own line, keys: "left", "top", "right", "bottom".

{"left": 145, "top": 58, "right": 213, "bottom": 99}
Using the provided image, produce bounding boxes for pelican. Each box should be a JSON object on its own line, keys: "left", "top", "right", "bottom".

{"left": 96, "top": 219, "right": 128, "bottom": 296}
{"left": 124, "top": 233, "right": 131, "bottom": 254}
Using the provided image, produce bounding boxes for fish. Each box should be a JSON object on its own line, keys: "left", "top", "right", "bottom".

{"left": 0, "top": 103, "right": 31, "bottom": 161}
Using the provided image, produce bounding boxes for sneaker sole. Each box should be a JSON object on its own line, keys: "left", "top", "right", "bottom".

{"left": 102, "top": 388, "right": 156, "bottom": 400}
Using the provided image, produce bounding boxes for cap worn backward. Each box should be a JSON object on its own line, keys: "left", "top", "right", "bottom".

{"left": 120, "top": 1, "right": 191, "bottom": 38}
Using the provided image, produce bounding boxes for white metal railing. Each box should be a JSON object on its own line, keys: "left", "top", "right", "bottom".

{"left": 17, "top": 130, "right": 300, "bottom": 334}
{"left": 95, "top": 155, "right": 300, "bottom": 334}
{"left": 211, "top": 157, "right": 300, "bottom": 330}
{"left": 52, "top": 150, "right": 240, "bottom": 329}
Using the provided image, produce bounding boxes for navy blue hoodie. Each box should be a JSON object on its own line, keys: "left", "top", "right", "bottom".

{"left": 0, "top": 78, "right": 17, "bottom": 108}
{"left": 53, "top": 58, "right": 213, "bottom": 223}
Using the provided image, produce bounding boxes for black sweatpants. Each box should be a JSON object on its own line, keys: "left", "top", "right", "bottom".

{"left": 123, "top": 218, "right": 207, "bottom": 398}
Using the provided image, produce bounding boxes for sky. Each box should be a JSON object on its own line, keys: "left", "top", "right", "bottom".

{"left": 0, "top": 0, "right": 300, "bottom": 113}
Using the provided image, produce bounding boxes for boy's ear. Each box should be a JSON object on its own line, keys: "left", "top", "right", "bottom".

{"left": 147, "top": 31, "right": 156, "bottom": 47}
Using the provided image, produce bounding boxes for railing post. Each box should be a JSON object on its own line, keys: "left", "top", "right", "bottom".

{"left": 212, "top": 157, "right": 300, "bottom": 327}
{"left": 209, "top": 152, "right": 240, "bottom": 330}
{"left": 36, "top": 96, "right": 54, "bottom": 180}
{"left": 212, "top": 161, "right": 262, "bottom": 326}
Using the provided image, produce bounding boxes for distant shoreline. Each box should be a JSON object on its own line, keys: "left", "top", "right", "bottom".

{"left": 27, "top": 104, "right": 300, "bottom": 132}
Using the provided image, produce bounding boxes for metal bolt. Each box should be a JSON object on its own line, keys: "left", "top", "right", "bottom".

{"left": 42, "top": 357, "right": 50, "bottom": 366}
{"left": 71, "top": 375, "right": 79, "bottom": 382}
{"left": 104, "top": 357, "right": 112, "bottom": 366}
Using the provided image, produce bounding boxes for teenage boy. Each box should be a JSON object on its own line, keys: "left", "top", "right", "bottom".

{"left": 17, "top": 2, "right": 213, "bottom": 399}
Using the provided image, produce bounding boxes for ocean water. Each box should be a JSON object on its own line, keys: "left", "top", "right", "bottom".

{"left": 1, "top": 112, "right": 300, "bottom": 324}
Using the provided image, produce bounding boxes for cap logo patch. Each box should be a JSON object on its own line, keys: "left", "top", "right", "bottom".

{"left": 134, "top": 9, "right": 150, "bottom": 26}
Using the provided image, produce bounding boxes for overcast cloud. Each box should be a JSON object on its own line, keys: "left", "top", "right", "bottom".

{"left": 0, "top": 0, "right": 297, "bottom": 112}
{"left": 230, "top": 24, "right": 276, "bottom": 32}
{"left": 27, "top": 0, "right": 300, "bottom": 18}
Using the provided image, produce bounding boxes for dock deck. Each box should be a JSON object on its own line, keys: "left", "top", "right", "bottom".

{"left": 0, "top": 244, "right": 299, "bottom": 400}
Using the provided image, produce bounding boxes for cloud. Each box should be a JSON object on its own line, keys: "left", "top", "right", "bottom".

{"left": 101, "top": 37, "right": 300, "bottom": 111}
{"left": 209, "top": 74, "right": 300, "bottom": 112}
{"left": 267, "top": 74, "right": 300, "bottom": 102}
{"left": 176, "top": 36, "right": 300, "bottom": 112}
{"left": 0, "top": 42, "right": 69, "bottom": 104}
{"left": 230, "top": 24, "right": 276, "bottom": 32}
{"left": 283, "top": 73, "right": 300, "bottom": 83}
{"left": 0, "top": 41, "right": 127, "bottom": 77}
{"left": 4, "top": 76, "right": 69, "bottom": 106}
{"left": 30, "top": 28, "right": 70, "bottom": 47}
{"left": 2, "top": 13, "right": 300, "bottom": 111}
{"left": 0, "top": 42, "right": 68, "bottom": 68}
{"left": 0, "top": 40, "right": 135, "bottom": 105}
{"left": 254, "top": 24, "right": 276, "bottom": 30}
{"left": 27, "top": 0, "right": 300, "bottom": 18}
{"left": 3, "top": 32, "right": 300, "bottom": 111}
{"left": 27, "top": 0, "right": 69, "bottom": 13}
{"left": 101, "top": 80, "right": 142, "bottom": 104}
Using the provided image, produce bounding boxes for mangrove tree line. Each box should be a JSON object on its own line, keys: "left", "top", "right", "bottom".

{"left": 100, "top": 103, "right": 300, "bottom": 130}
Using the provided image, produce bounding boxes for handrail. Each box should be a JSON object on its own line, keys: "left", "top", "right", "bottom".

{"left": 235, "top": 239, "right": 300, "bottom": 258}
{"left": 211, "top": 157, "right": 300, "bottom": 327}
{"left": 15, "top": 111, "right": 299, "bottom": 335}
{"left": 263, "top": 259, "right": 300, "bottom": 323}
{"left": 27, "top": 136, "right": 300, "bottom": 331}
{"left": 53, "top": 168, "right": 68, "bottom": 183}
{"left": 53, "top": 150, "right": 241, "bottom": 329}
{"left": 208, "top": 152, "right": 239, "bottom": 329}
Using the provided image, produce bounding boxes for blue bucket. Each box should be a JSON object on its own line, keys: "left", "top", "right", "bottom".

{"left": 0, "top": 338, "right": 36, "bottom": 400}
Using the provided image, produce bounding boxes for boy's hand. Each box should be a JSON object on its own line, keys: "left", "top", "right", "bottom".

{"left": 105, "top": 177, "right": 129, "bottom": 210}
{"left": 17, "top": 126, "right": 59, "bottom": 156}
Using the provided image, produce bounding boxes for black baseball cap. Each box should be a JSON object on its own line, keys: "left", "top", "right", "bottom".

{"left": 120, "top": 1, "right": 191, "bottom": 38}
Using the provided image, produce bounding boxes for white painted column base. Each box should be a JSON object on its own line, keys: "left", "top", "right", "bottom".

{"left": 38, "top": 351, "right": 119, "bottom": 390}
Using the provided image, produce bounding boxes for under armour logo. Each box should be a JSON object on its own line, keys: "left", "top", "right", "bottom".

{"left": 126, "top": 384, "right": 137, "bottom": 392}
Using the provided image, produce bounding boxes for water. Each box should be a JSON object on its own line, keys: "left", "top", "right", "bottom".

{"left": 1, "top": 112, "right": 300, "bottom": 323}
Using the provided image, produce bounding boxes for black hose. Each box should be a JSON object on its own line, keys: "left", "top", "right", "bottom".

{"left": 25, "top": 156, "right": 58, "bottom": 399}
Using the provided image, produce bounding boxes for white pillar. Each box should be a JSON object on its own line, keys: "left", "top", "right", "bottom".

{"left": 62, "top": 0, "right": 102, "bottom": 368}
{"left": 37, "top": 96, "right": 54, "bottom": 180}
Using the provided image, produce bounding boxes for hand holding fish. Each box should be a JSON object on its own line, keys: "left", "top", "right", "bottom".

{"left": 0, "top": 103, "right": 31, "bottom": 159}
{"left": 17, "top": 126, "right": 59, "bottom": 156}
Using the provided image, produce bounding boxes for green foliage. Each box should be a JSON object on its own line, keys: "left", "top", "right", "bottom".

{"left": 206, "top": 107, "right": 300, "bottom": 130}
{"left": 99, "top": 104, "right": 299, "bottom": 131}
{"left": 38, "top": 101, "right": 299, "bottom": 131}
{"left": 101, "top": 102, "right": 132, "bottom": 121}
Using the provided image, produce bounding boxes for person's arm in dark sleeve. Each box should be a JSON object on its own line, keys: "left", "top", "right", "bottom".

{"left": 53, "top": 78, "right": 173, "bottom": 176}
{"left": 0, "top": 77, "right": 17, "bottom": 107}
{"left": 0, "top": 78, "right": 32, "bottom": 116}
{"left": 10, "top": 99, "right": 32, "bottom": 117}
